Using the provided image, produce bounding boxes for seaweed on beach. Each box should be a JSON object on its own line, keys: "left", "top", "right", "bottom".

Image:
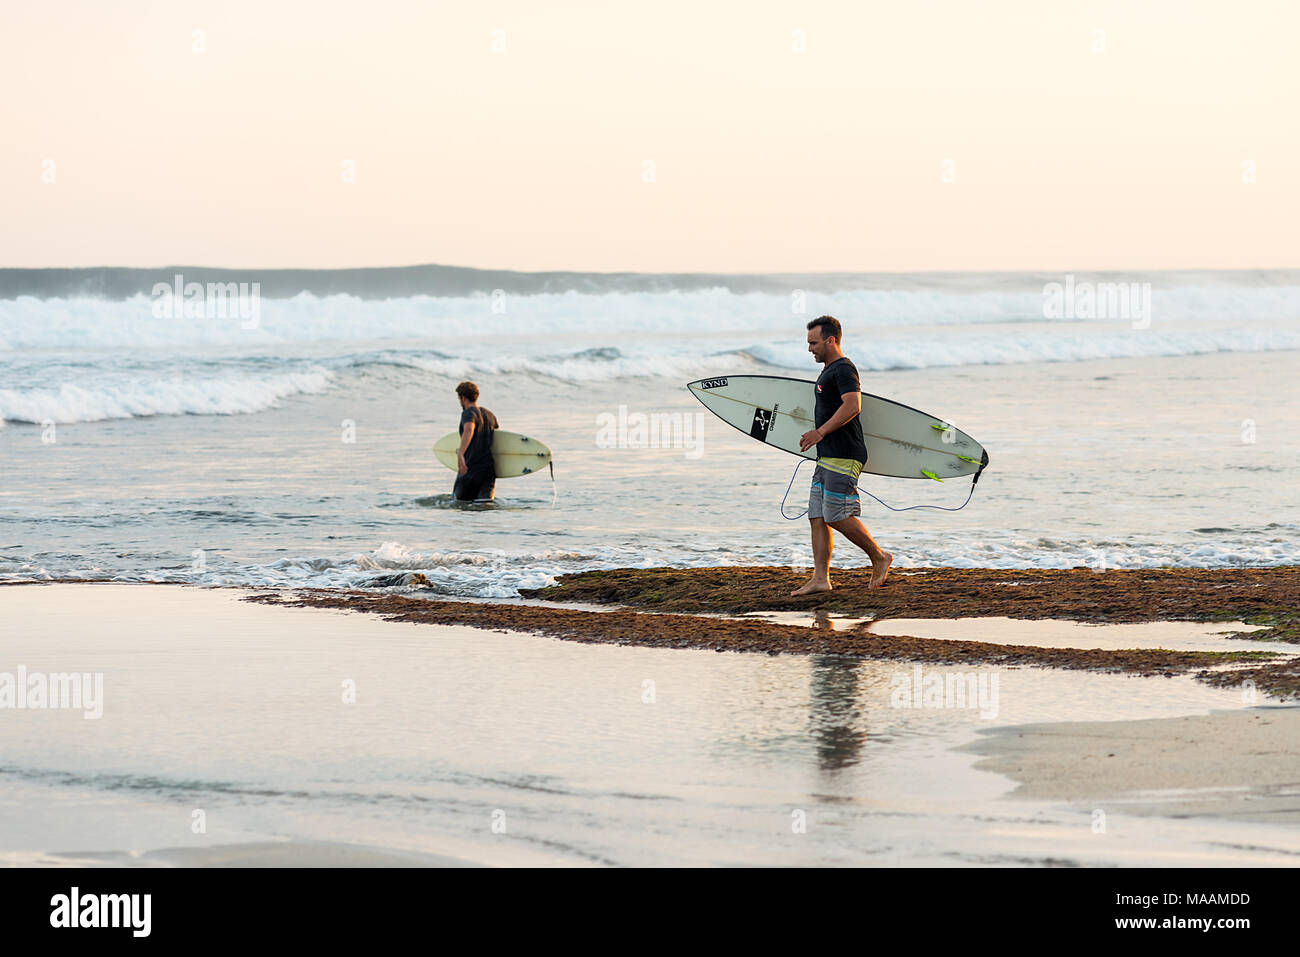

{"left": 1207, "top": 606, "right": 1300, "bottom": 644}
{"left": 521, "top": 565, "right": 1300, "bottom": 631}
{"left": 1196, "top": 658, "right": 1300, "bottom": 701}
{"left": 243, "top": 587, "right": 1280, "bottom": 684}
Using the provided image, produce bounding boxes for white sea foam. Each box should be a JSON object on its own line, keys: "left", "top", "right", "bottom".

{"left": 5, "top": 536, "right": 1294, "bottom": 597}
{"left": 745, "top": 326, "right": 1300, "bottom": 371}
{"left": 1, "top": 283, "right": 1296, "bottom": 351}
{"left": 1, "top": 283, "right": 1295, "bottom": 422}
{"left": 397, "top": 349, "right": 743, "bottom": 383}
{"left": 0, "top": 369, "right": 331, "bottom": 425}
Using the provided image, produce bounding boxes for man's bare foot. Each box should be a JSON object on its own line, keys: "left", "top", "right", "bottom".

{"left": 869, "top": 551, "right": 893, "bottom": 588}
{"left": 790, "top": 578, "right": 832, "bottom": 596}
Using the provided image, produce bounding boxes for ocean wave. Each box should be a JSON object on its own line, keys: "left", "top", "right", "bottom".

{"left": 5, "top": 264, "right": 1299, "bottom": 301}
{"left": 0, "top": 369, "right": 332, "bottom": 425}
{"left": 745, "top": 327, "right": 1300, "bottom": 371}
{"left": 397, "top": 349, "right": 744, "bottom": 383}
{"left": 327, "top": 327, "right": 1300, "bottom": 382}
{"left": 1, "top": 282, "right": 1297, "bottom": 352}
{"left": 1, "top": 318, "right": 1295, "bottom": 426}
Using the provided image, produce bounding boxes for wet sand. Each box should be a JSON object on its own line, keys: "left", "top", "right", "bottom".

{"left": 5, "top": 579, "right": 1299, "bottom": 864}
{"left": 30, "top": 841, "right": 479, "bottom": 868}
{"left": 963, "top": 707, "right": 1300, "bottom": 825}
{"left": 11, "top": 568, "right": 1300, "bottom": 695}
{"left": 239, "top": 563, "right": 1299, "bottom": 697}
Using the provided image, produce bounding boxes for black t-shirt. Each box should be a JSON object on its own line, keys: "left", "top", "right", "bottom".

{"left": 814, "top": 358, "right": 867, "bottom": 462}
{"left": 459, "top": 406, "right": 499, "bottom": 474}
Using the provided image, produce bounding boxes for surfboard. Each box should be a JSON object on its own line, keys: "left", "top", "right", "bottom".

{"left": 433, "top": 430, "right": 553, "bottom": 478}
{"left": 687, "top": 375, "right": 989, "bottom": 482}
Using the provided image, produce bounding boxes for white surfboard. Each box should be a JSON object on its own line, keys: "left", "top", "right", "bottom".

{"left": 433, "top": 430, "right": 552, "bottom": 478}
{"left": 687, "top": 375, "right": 988, "bottom": 481}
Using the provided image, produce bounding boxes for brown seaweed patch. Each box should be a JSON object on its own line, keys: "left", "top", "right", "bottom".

{"left": 1196, "top": 658, "right": 1300, "bottom": 701}
{"left": 521, "top": 566, "right": 1300, "bottom": 636}
{"left": 242, "top": 588, "right": 1277, "bottom": 682}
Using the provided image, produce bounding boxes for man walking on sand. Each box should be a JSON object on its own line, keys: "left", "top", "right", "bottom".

{"left": 791, "top": 316, "right": 893, "bottom": 593}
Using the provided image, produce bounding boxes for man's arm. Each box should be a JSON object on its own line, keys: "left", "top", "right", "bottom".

{"left": 457, "top": 421, "right": 475, "bottom": 474}
{"left": 799, "top": 391, "right": 861, "bottom": 452}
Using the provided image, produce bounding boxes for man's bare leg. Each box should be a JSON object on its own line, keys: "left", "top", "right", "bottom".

{"left": 791, "top": 516, "right": 833, "bottom": 595}
{"left": 828, "top": 516, "right": 893, "bottom": 588}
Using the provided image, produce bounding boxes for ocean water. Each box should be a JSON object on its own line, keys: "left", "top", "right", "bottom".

{"left": 1, "top": 269, "right": 1297, "bottom": 596}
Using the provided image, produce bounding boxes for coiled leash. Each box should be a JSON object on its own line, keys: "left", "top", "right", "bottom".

{"left": 779, "top": 455, "right": 987, "bottom": 520}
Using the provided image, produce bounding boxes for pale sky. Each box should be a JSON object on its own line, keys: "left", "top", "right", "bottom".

{"left": 3, "top": 0, "right": 1296, "bottom": 271}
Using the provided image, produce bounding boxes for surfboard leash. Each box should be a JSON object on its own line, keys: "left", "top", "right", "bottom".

{"left": 779, "top": 459, "right": 814, "bottom": 520}
{"left": 779, "top": 458, "right": 983, "bottom": 520}
{"left": 549, "top": 459, "right": 557, "bottom": 509}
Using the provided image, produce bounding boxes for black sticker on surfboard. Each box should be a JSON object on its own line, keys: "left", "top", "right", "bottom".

{"left": 749, "top": 408, "right": 773, "bottom": 441}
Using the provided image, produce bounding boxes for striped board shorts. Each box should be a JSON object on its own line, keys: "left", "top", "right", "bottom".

{"left": 808, "top": 460, "right": 863, "bottom": 523}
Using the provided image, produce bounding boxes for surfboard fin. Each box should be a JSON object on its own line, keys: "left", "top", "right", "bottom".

{"left": 920, "top": 470, "right": 944, "bottom": 483}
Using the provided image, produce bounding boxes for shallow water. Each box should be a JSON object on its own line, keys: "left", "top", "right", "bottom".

{"left": 738, "top": 613, "right": 1287, "bottom": 654}
{"left": 867, "top": 616, "right": 1286, "bottom": 653}
{"left": 2, "top": 274, "right": 1297, "bottom": 597}
{"left": 2, "top": 585, "right": 1296, "bottom": 866}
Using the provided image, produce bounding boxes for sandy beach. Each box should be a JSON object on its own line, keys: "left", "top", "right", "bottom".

{"left": 3, "top": 574, "right": 1298, "bottom": 866}
{"left": 963, "top": 708, "right": 1300, "bottom": 825}
{"left": 15, "top": 841, "right": 479, "bottom": 868}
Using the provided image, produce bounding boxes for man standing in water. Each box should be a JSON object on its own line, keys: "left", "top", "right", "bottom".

{"left": 792, "top": 316, "right": 893, "bottom": 593}
{"left": 453, "top": 381, "right": 499, "bottom": 503}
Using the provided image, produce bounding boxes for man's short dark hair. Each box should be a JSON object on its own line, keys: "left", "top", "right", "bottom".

{"left": 807, "top": 315, "right": 842, "bottom": 343}
{"left": 455, "top": 381, "right": 479, "bottom": 402}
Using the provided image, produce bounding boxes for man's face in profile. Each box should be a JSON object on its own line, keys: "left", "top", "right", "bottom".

{"left": 807, "top": 327, "right": 830, "bottom": 363}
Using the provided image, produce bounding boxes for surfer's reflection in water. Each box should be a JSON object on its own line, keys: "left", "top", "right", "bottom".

{"left": 786, "top": 611, "right": 863, "bottom": 771}
{"left": 792, "top": 316, "right": 894, "bottom": 595}
{"left": 452, "top": 380, "right": 499, "bottom": 503}
{"left": 810, "top": 652, "right": 869, "bottom": 772}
